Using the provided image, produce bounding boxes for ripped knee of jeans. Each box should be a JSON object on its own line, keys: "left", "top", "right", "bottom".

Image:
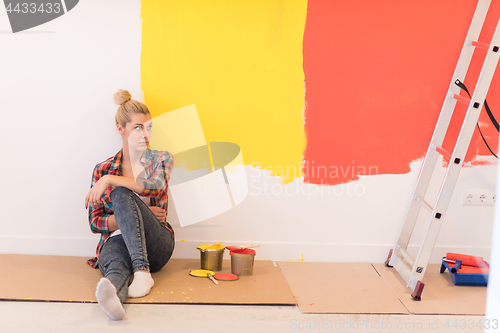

{"left": 110, "top": 186, "right": 133, "bottom": 200}
{"left": 102, "top": 258, "right": 132, "bottom": 276}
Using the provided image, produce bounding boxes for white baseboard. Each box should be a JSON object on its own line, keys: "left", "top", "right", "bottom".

{"left": 173, "top": 240, "right": 492, "bottom": 264}
{"left": 0, "top": 236, "right": 491, "bottom": 264}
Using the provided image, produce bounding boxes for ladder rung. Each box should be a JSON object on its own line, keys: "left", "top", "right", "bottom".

{"left": 452, "top": 93, "right": 471, "bottom": 105}
{"left": 430, "top": 143, "right": 452, "bottom": 159}
{"left": 469, "top": 40, "right": 490, "bottom": 50}
{"left": 395, "top": 246, "right": 415, "bottom": 267}
{"left": 392, "top": 256, "right": 412, "bottom": 284}
{"left": 413, "top": 194, "right": 434, "bottom": 213}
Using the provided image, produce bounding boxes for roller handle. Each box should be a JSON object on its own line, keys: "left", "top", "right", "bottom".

{"left": 203, "top": 241, "right": 224, "bottom": 247}
{"left": 239, "top": 244, "right": 260, "bottom": 249}
{"left": 207, "top": 273, "right": 219, "bottom": 285}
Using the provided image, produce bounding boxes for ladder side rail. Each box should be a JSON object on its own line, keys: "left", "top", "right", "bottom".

{"left": 396, "top": 154, "right": 438, "bottom": 249}
{"left": 394, "top": 0, "right": 492, "bottom": 249}
{"left": 430, "top": 0, "right": 491, "bottom": 147}
{"left": 406, "top": 18, "right": 500, "bottom": 289}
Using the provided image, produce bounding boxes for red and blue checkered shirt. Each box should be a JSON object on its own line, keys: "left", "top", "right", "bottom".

{"left": 87, "top": 148, "right": 175, "bottom": 268}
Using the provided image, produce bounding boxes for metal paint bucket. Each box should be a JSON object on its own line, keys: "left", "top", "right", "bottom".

{"left": 231, "top": 249, "right": 256, "bottom": 276}
{"left": 199, "top": 245, "right": 225, "bottom": 271}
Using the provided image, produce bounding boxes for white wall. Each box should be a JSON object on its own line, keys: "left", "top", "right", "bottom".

{"left": 486, "top": 138, "right": 500, "bottom": 330}
{"left": 0, "top": 0, "right": 142, "bottom": 255}
{"left": 0, "top": 1, "right": 496, "bottom": 264}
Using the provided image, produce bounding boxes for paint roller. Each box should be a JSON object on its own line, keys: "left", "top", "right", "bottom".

{"left": 445, "top": 253, "right": 488, "bottom": 268}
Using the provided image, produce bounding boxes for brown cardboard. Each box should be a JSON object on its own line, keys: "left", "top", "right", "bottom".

{"left": 0, "top": 254, "right": 485, "bottom": 314}
{"left": 0, "top": 254, "right": 296, "bottom": 305}
{"left": 0, "top": 254, "right": 101, "bottom": 302}
{"left": 278, "top": 262, "right": 409, "bottom": 314}
{"left": 373, "top": 263, "right": 487, "bottom": 315}
{"left": 129, "top": 257, "right": 296, "bottom": 304}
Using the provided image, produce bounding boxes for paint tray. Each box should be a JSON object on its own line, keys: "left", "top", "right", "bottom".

{"left": 440, "top": 260, "right": 488, "bottom": 286}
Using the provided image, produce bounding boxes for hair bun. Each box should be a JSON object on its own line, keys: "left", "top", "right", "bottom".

{"left": 113, "top": 89, "right": 132, "bottom": 105}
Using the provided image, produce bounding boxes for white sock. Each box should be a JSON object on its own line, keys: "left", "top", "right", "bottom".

{"left": 95, "top": 278, "right": 125, "bottom": 320}
{"left": 128, "top": 271, "right": 154, "bottom": 298}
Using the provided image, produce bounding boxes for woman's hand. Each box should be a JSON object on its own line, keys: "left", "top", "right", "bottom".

{"left": 149, "top": 206, "right": 166, "bottom": 223}
{"left": 85, "top": 175, "right": 110, "bottom": 209}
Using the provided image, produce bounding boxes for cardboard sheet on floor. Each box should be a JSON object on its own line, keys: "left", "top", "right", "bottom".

{"left": 372, "top": 263, "right": 486, "bottom": 315}
{"left": 278, "top": 262, "right": 409, "bottom": 314}
{"left": 0, "top": 255, "right": 296, "bottom": 305}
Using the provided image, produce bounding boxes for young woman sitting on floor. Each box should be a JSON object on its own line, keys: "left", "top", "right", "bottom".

{"left": 85, "top": 89, "right": 175, "bottom": 320}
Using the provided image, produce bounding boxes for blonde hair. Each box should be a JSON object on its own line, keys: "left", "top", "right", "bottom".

{"left": 113, "top": 89, "right": 150, "bottom": 128}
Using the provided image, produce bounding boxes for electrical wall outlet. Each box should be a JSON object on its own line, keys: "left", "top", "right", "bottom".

{"left": 462, "top": 190, "right": 496, "bottom": 206}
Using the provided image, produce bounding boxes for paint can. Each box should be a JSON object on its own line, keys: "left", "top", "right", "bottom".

{"left": 199, "top": 244, "right": 225, "bottom": 271}
{"left": 230, "top": 249, "right": 256, "bottom": 276}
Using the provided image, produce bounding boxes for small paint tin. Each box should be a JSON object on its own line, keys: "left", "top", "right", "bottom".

{"left": 230, "top": 249, "right": 256, "bottom": 276}
{"left": 198, "top": 244, "right": 225, "bottom": 271}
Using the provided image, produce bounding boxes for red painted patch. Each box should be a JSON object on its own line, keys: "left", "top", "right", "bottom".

{"left": 213, "top": 273, "right": 239, "bottom": 281}
{"left": 303, "top": 0, "right": 499, "bottom": 185}
{"left": 228, "top": 248, "right": 256, "bottom": 256}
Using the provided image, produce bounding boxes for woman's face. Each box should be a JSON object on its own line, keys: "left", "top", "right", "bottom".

{"left": 118, "top": 113, "right": 153, "bottom": 152}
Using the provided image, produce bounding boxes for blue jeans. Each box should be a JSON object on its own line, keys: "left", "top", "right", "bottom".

{"left": 98, "top": 186, "right": 175, "bottom": 303}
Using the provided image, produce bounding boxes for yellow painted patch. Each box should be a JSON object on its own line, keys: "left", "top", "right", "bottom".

{"left": 189, "top": 269, "right": 215, "bottom": 277}
{"left": 141, "top": 0, "right": 307, "bottom": 183}
{"left": 197, "top": 243, "right": 224, "bottom": 251}
{"left": 149, "top": 105, "right": 207, "bottom": 155}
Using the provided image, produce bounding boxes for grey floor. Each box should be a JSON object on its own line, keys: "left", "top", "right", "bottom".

{"left": 0, "top": 301, "right": 485, "bottom": 333}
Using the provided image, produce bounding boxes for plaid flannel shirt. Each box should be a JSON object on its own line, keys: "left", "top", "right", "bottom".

{"left": 87, "top": 148, "right": 175, "bottom": 268}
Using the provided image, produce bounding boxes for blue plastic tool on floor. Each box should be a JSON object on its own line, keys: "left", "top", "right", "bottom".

{"left": 440, "top": 260, "right": 488, "bottom": 286}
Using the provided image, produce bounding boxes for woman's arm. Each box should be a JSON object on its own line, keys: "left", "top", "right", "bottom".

{"left": 89, "top": 211, "right": 119, "bottom": 234}
{"left": 85, "top": 174, "right": 145, "bottom": 209}
{"left": 85, "top": 151, "right": 173, "bottom": 209}
{"left": 106, "top": 175, "right": 145, "bottom": 194}
{"left": 87, "top": 164, "right": 115, "bottom": 235}
{"left": 136, "top": 151, "right": 174, "bottom": 197}
{"left": 109, "top": 151, "right": 174, "bottom": 198}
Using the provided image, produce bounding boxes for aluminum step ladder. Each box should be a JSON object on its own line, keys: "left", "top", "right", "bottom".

{"left": 385, "top": 0, "right": 500, "bottom": 301}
